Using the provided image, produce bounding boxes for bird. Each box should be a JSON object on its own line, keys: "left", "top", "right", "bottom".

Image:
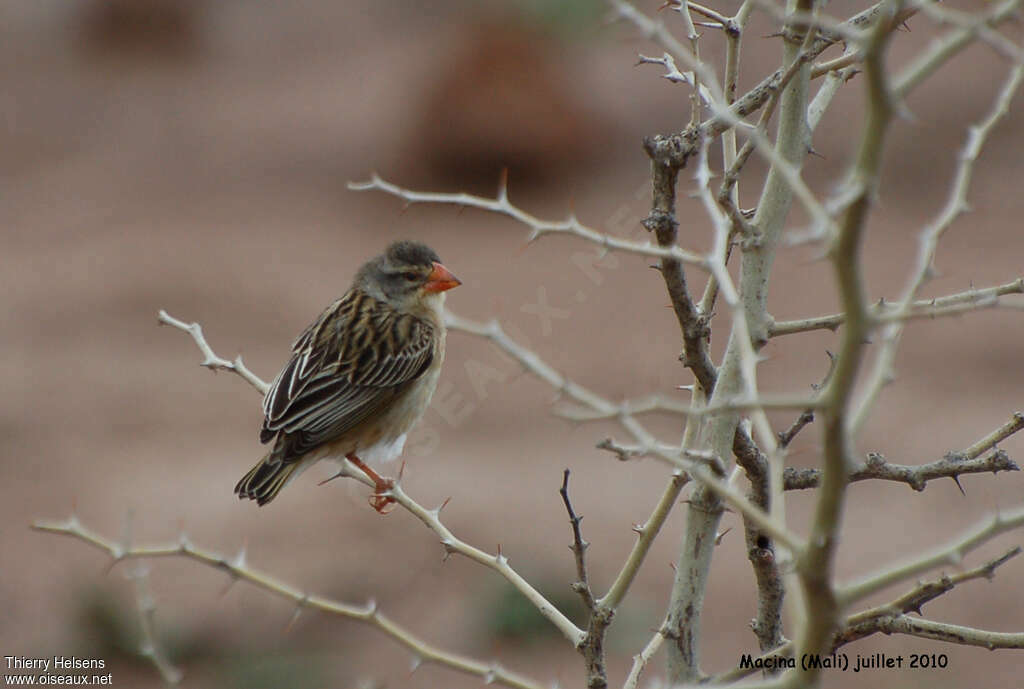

{"left": 235, "top": 240, "right": 461, "bottom": 512}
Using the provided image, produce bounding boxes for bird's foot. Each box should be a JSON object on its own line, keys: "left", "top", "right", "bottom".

{"left": 346, "top": 453, "right": 397, "bottom": 515}
{"left": 368, "top": 480, "right": 397, "bottom": 515}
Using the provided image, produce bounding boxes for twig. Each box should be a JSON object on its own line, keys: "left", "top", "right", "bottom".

{"left": 158, "top": 310, "right": 268, "bottom": 394}
{"left": 598, "top": 473, "right": 691, "bottom": 612}
{"left": 962, "top": 412, "right": 1024, "bottom": 460}
{"left": 870, "top": 615, "right": 1024, "bottom": 649}
{"left": 127, "top": 564, "right": 183, "bottom": 686}
{"left": 793, "top": 7, "right": 898, "bottom": 683}
{"left": 639, "top": 1, "right": 918, "bottom": 163}
{"left": 560, "top": 470, "right": 596, "bottom": 611}
{"left": 777, "top": 410, "right": 815, "bottom": 449}
{"left": 637, "top": 52, "right": 714, "bottom": 105}
{"left": 893, "top": 0, "right": 1022, "bottom": 97}
{"left": 347, "top": 173, "right": 707, "bottom": 267}
{"left": 716, "top": 547, "right": 1023, "bottom": 683}
{"left": 840, "top": 506, "right": 1024, "bottom": 605}
{"left": 785, "top": 448, "right": 1020, "bottom": 491}
{"left": 786, "top": 414, "right": 1023, "bottom": 491}
{"left": 916, "top": 0, "right": 1024, "bottom": 65}
{"left": 32, "top": 518, "right": 545, "bottom": 689}
{"left": 853, "top": 63, "right": 1024, "bottom": 433}
{"left": 768, "top": 278, "right": 1024, "bottom": 337}
{"left": 623, "top": 621, "right": 669, "bottom": 689}
{"left": 837, "top": 547, "right": 1023, "bottom": 646}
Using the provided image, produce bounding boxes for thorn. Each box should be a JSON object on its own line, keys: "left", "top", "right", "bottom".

{"left": 438, "top": 496, "right": 452, "bottom": 513}
{"left": 233, "top": 540, "right": 248, "bottom": 569}
{"left": 952, "top": 475, "right": 966, "bottom": 496}
{"left": 218, "top": 577, "right": 239, "bottom": 598}
{"left": 284, "top": 597, "right": 306, "bottom": 633}
{"left": 497, "top": 168, "right": 509, "bottom": 203}
{"left": 102, "top": 557, "right": 122, "bottom": 576}
{"left": 715, "top": 527, "right": 733, "bottom": 545}
{"left": 317, "top": 470, "right": 346, "bottom": 486}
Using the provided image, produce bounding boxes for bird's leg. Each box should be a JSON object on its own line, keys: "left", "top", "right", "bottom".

{"left": 345, "top": 453, "right": 396, "bottom": 514}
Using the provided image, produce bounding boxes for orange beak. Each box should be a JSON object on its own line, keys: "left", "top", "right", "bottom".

{"left": 423, "top": 261, "right": 462, "bottom": 293}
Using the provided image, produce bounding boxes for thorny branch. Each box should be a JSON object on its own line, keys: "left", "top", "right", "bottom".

{"left": 785, "top": 412, "right": 1024, "bottom": 491}
{"left": 768, "top": 278, "right": 1024, "bottom": 337}
{"left": 157, "top": 310, "right": 585, "bottom": 649}
{"left": 559, "top": 470, "right": 595, "bottom": 610}
{"left": 128, "top": 564, "right": 183, "bottom": 686}
{"left": 840, "top": 506, "right": 1024, "bottom": 606}
{"left": 348, "top": 173, "right": 706, "bottom": 267}
{"left": 717, "top": 546, "right": 1024, "bottom": 683}
{"left": 31, "top": 518, "right": 545, "bottom": 689}
{"left": 632, "top": 0, "right": 920, "bottom": 167}
{"left": 157, "top": 310, "right": 268, "bottom": 394}
{"left": 853, "top": 61, "right": 1024, "bottom": 433}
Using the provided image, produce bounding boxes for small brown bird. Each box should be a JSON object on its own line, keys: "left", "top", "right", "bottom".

{"left": 235, "top": 241, "right": 461, "bottom": 511}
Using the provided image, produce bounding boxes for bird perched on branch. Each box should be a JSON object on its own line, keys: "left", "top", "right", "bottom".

{"left": 235, "top": 241, "right": 461, "bottom": 512}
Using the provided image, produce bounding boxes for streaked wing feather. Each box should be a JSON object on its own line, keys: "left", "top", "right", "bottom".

{"left": 260, "top": 290, "right": 434, "bottom": 459}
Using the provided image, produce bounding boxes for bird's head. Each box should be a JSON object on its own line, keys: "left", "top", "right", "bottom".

{"left": 358, "top": 240, "right": 461, "bottom": 314}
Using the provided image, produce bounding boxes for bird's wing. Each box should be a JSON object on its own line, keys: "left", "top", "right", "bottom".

{"left": 260, "top": 290, "right": 435, "bottom": 458}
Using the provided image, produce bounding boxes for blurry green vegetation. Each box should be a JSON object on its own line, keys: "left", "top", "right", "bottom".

{"left": 482, "top": 583, "right": 588, "bottom": 644}
{"left": 73, "top": 586, "right": 332, "bottom": 688}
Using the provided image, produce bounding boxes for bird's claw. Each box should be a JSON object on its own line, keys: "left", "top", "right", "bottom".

{"left": 369, "top": 478, "right": 396, "bottom": 515}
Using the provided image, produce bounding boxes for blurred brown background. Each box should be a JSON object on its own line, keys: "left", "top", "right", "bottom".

{"left": 3, "top": 1, "right": 1023, "bottom": 687}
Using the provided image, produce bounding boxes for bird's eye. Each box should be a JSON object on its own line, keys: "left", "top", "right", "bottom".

{"left": 401, "top": 271, "right": 418, "bottom": 282}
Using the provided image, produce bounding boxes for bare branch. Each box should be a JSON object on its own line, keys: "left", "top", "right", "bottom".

{"left": 637, "top": 52, "right": 714, "bottom": 105}
{"left": 837, "top": 547, "right": 1023, "bottom": 646}
{"left": 894, "top": 0, "right": 1022, "bottom": 98}
{"left": 717, "top": 547, "right": 1023, "bottom": 683}
{"left": 640, "top": 1, "right": 918, "bottom": 163}
{"left": 770, "top": 278, "right": 1024, "bottom": 337}
{"left": 916, "top": 0, "right": 1024, "bottom": 65}
{"left": 623, "top": 621, "right": 669, "bottom": 689}
{"left": 786, "top": 414, "right": 1024, "bottom": 491}
{"left": 870, "top": 615, "right": 1024, "bottom": 650}
{"left": 786, "top": 449, "right": 1020, "bottom": 492}
{"left": 158, "top": 310, "right": 268, "bottom": 394}
{"left": 777, "top": 410, "right": 816, "bottom": 449}
{"left": 127, "top": 564, "right": 183, "bottom": 686}
{"left": 560, "top": 470, "right": 596, "bottom": 611}
{"left": 329, "top": 464, "right": 586, "bottom": 646}
{"left": 793, "top": 6, "right": 900, "bottom": 681}
{"left": 840, "top": 506, "right": 1024, "bottom": 605}
{"left": 962, "top": 412, "right": 1024, "bottom": 459}
{"left": 347, "top": 173, "right": 707, "bottom": 267}
{"left": 31, "top": 518, "right": 546, "bottom": 689}
{"left": 853, "top": 63, "right": 1024, "bottom": 433}
{"left": 598, "top": 473, "right": 691, "bottom": 611}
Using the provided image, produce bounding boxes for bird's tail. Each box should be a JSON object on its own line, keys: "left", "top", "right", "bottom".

{"left": 235, "top": 453, "right": 303, "bottom": 506}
